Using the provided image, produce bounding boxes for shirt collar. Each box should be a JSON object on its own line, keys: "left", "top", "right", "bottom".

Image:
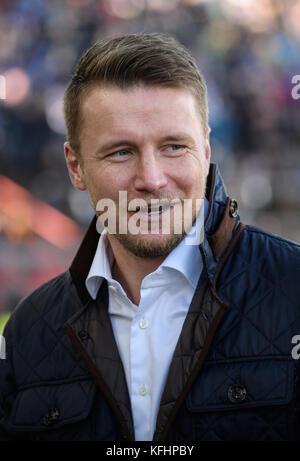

{"left": 86, "top": 198, "right": 208, "bottom": 298}
{"left": 85, "top": 227, "right": 113, "bottom": 299}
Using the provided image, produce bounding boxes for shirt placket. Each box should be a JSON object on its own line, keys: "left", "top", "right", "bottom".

{"left": 130, "top": 286, "right": 153, "bottom": 441}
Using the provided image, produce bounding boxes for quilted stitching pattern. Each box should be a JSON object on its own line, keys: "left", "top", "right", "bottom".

{"left": 1, "top": 165, "right": 300, "bottom": 441}
{"left": 213, "top": 228, "right": 300, "bottom": 359}
{"left": 11, "top": 274, "right": 90, "bottom": 387}
{"left": 166, "top": 227, "right": 300, "bottom": 441}
{"left": 65, "top": 283, "right": 134, "bottom": 440}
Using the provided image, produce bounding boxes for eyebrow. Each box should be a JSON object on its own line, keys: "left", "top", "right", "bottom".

{"left": 97, "top": 133, "right": 195, "bottom": 154}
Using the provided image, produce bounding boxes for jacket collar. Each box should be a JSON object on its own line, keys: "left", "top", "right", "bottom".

{"left": 69, "top": 163, "right": 240, "bottom": 305}
{"left": 201, "top": 163, "right": 241, "bottom": 286}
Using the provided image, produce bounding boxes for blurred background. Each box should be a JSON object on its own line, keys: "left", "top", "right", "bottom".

{"left": 0, "top": 0, "right": 300, "bottom": 332}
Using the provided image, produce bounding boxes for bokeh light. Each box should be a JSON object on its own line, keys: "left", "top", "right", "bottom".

{"left": 44, "top": 85, "right": 66, "bottom": 135}
{"left": 146, "top": 0, "right": 180, "bottom": 11}
{"left": 0, "top": 75, "right": 5, "bottom": 100}
{"left": 0, "top": 0, "right": 300, "bottom": 329}
{"left": 240, "top": 173, "right": 273, "bottom": 210}
{"left": 222, "top": 0, "right": 278, "bottom": 33}
{"left": 180, "top": 0, "right": 208, "bottom": 5}
{"left": 103, "top": 0, "right": 143, "bottom": 19}
{"left": 2, "top": 68, "right": 30, "bottom": 106}
{"left": 288, "top": 2, "right": 300, "bottom": 38}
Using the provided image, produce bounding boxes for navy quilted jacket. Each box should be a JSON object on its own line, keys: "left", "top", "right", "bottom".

{"left": 1, "top": 163, "right": 300, "bottom": 441}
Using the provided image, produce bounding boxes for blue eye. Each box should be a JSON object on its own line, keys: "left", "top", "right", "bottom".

{"left": 167, "top": 145, "right": 185, "bottom": 152}
{"left": 109, "top": 149, "right": 130, "bottom": 157}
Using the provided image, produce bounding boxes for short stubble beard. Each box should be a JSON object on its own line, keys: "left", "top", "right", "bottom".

{"left": 111, "top": 230, "right": 188, "bottom": 258}
{"left": 108, "top": 196, "right": 204, "bottom": 258}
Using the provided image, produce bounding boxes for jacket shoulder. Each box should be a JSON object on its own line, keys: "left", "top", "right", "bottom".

{"left": 3, "top": 270, "right": 82, "bottom": 348}
{"left": 245, "top": 224, "right": 300, "bottom": 248}
{"left": 17, "top": 270, "right": 70, "bottom": 305}
{"left": 2, "top": 271, "right": 87, "bottom": 388}
{"left": 219, "top": 223, "right": 300, "bottom": 301}
{"left": 240, "top": 224, "right": 300, "bottom": 263}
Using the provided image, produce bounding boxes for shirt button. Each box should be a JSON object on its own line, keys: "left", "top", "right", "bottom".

{"left": 139, "top": 385, "right": 148, "bottom": 396}
{"left": 139, "top": 318, "right": 148, "bottom": 329}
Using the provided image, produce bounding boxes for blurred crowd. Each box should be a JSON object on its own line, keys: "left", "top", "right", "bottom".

{"left": 0, "top": 0, "right": 300, "bottom": 324}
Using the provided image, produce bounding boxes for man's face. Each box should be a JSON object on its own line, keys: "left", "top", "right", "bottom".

{"left": 65, "top": 84, "right": 211, "bottom": 258}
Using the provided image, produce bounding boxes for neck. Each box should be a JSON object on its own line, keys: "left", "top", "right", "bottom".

{"left": 107, "top": 235, "right": 166, "bottom": 305}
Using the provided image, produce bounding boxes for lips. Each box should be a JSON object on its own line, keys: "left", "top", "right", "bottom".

{"left": 129, "top": 202, "right": 181, "bottom": 230}
{"left": 136, "top": 202, "right": 173, "bottom": 215}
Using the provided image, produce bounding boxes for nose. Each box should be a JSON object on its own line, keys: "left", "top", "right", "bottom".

{"left": 133, "top": 150, "right": 168, "bottom": 193}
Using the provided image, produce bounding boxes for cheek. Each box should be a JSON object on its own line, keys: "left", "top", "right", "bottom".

{"left": 83, "top": 175, "right": 109, "bottom": 209}
{"left": 174, "top": 162, "right": 207, "bottom": 195}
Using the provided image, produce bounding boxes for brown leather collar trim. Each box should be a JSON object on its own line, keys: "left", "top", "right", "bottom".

{"left": 207, "top": 196, "right": 237, "bottom": 260}
{"left": 69, "top": 215, "right": 98, "bottom": 305}
{"left": 213, "top": 221, "right": 246, "bottom": 290}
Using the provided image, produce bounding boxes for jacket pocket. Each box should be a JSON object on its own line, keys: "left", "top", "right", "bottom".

{"left": 184, "top": 358, "right": 295, "bottom": 440}
{"left": 186, "top": 358, "right": 293, "bottom": 412}
{"left": 8, "top": 378, "right": 96, "bottom": 432}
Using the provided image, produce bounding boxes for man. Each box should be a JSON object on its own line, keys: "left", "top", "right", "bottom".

{"left": 1, "top": 33, "right": 300, "bottom": 442}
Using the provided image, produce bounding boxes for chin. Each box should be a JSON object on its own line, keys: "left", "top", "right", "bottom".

{"left": 113, "top": 232, "right": 186, "bottom": 258}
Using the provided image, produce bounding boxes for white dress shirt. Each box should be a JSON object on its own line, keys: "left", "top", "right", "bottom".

{"left": 86, "top": 201, "right": 207, "bottom": 440}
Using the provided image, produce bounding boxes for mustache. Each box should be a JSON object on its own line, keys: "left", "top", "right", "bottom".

{"left": 117, "top": 193, "right": 183, "bottom": 208}
{"left": 127, "top": 197, "right": 182, "bottom": 212}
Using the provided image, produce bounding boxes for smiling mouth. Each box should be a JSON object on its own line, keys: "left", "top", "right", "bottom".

{"left": 129, "top": 199, "right": 182, "bottom": 216}
{"left": 136, "top": 203, "right": 174, "bottom": 215}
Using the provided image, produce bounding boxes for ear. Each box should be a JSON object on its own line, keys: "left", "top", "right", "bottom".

{"left": 64, "top": 142, "right": 87, "bottom": 191}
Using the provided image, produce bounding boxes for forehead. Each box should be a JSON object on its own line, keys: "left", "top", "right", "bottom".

{"left": 80, "top": 84, "right": 202, "bottom": 138}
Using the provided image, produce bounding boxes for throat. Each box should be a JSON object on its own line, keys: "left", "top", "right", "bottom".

{"left": 111, "top": 260, "right": 141, "bottom": 306}
{"left": 107, "top": 233, "right": 167, "bottom": 305}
